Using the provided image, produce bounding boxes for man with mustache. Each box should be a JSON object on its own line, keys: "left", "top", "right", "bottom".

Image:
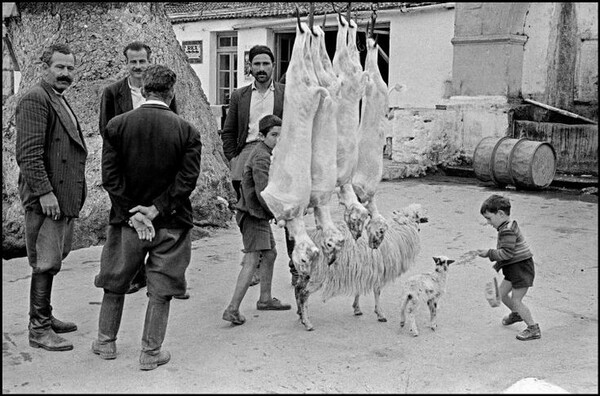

{"left": 98, "top": 42, "right": 185, "bottom": 298}
{"left": 221, "top": 45, "right": 299, "bottom": 288}
{"left": 16, "top": 43, "right": 87, "bottom": 351}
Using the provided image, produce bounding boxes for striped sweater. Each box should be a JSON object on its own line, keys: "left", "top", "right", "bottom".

{"left": 485, "top": 220, "right": 533, "bottom": 271}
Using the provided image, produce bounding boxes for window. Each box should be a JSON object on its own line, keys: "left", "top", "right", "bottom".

{"left": 217, "top": 33, "right": 238, "bottom": 105}
{"left": 182, "top": 40, "right": 203, "bottom": 64}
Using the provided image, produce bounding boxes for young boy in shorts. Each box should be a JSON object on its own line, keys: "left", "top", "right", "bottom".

{"left": 222, "top": 115, "right": 291, "bottom": 325}
{"left": 477, "top": 194, "right": 541, "bottom": 341}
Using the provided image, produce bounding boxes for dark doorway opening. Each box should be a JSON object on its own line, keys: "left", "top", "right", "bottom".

{"left": 275, "top": 24, "right": 390, "bottom": 84}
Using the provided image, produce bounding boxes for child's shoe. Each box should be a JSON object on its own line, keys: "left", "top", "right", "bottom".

{"left": 516, "top": 323, "right": 541, "bottom": 341}
{"left": 502, "top": 312, "right": 523, "bottom": 326}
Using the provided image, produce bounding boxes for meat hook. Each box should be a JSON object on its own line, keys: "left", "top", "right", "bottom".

{"left": 295, "top": 5, "right": 304, "bottom": 33}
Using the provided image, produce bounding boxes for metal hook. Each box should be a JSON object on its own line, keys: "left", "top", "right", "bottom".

{"left": 295, "top": 6, "right": 304, "bottom": 33}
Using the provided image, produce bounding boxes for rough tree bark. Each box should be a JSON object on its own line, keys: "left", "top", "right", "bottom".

{"left": 2, "top": 2, "right": 235, "bottom": 259}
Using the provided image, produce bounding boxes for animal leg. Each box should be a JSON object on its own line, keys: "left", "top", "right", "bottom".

{"left": 399, "top": 294, "right": 408, "bottom": 327}
{"left": 294, "top": 275, "right": 313, "bottom": 331}
{"left": 427, "top": 298, "right": 438, "bottom": 331}
{"left": 405, "top": 295, "right": 419, "bottom": 337}
{"left": 374, "top": 286, "right": 387, "bottom": 322}
{"left": 352, "top": 295, "right": 362, "bottom": 316}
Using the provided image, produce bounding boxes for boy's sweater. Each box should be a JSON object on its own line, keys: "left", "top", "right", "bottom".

{"left": 485, "top": 220, "right": 533, "bottom": 271}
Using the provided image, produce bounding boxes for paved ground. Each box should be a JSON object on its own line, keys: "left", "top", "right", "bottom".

{"left": 2, "top": 175, "right": 598, "bottom": 393}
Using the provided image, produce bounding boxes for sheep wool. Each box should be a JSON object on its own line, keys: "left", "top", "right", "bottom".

{"left": 307, "top": 216, "right": 421, "bottom": 300}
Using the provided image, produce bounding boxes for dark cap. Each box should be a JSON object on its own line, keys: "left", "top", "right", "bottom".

{"left": 258, "top": 114, "right": 282, "bottom": 134}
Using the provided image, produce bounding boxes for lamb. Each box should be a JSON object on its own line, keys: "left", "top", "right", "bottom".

{"left": 398, "top": 255, "right": 455, "bottom": 337}
{"left": 294, "top": 204, "right": 428, "bottom": 331}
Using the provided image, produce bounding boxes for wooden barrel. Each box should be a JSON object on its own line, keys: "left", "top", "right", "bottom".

{"left": 473, "top": 137, "right": 557, "bottom": 189}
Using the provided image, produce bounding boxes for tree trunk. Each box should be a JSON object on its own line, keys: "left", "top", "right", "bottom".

{"left": 2, "top": 2, "right": 235, "bottom": 259}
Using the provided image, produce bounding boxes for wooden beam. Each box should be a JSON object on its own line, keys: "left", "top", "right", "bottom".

{"left": 524, "top": 98, "right": 597, "bottom": 125}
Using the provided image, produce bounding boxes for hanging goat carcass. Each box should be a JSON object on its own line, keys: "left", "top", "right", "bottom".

{"left": 261, "top": 20, "right": 327, "bottom": 273}
{"left": 308, "top": 25, "right": 345, "bottom": 264}
{"left": 332, "top": 14, "right": 370, "bottom": 241}
{"left": 352, "top": 36, "right": 392, "bottom": 249}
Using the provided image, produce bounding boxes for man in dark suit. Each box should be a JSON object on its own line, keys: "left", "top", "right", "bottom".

{"left": 98, "top": 41, "right": 184, "bottom": 298}
{"left": 220, "top": 45, "right": 298, "bottom": 286}
{"left": 16, "top": 43, "right": 87, "bottom": 352}
{"left": 93, "top": 64, "right": 202, "bottom": 371}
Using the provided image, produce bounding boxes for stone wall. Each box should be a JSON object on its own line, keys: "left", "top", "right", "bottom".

{"left": 383, "top": 96, "right": 511, "bottom": 180}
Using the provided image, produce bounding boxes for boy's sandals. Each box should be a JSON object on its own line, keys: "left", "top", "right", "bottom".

{"left": 502, "top": 312, "right": 523, "bottom": 326}
{"left": 222, "top": 308, "right": 246, "bottom": 325}
{"left": 256, "top": 297, "right": 291, "bottom": 311}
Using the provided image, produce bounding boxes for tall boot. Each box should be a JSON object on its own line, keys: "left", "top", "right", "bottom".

{"left": 28, "top": 272, "right": 73, "bottom": 351}
{"left": 92, "top": 291, "right": 125, "bottom": 359}
{"left": 139, "top": 297, "right": 171, "bottom": 370}
{"left": 43, "top": 274, "right": 77, "bottom": 333}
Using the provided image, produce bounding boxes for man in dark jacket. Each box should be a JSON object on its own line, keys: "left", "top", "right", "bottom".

{"left": 93, "top": 64, "right": 202, "bottom": 370}
{"left": 98, "top": 41, "right": 182, "bottom": 297}
{"left": 16, "top": 43, "right": 87, "bottom": 352}
{"left": 222, "top": 115, "right": 292, "bottom": 326}
{"left": 220, "top": 45, "right": 298, "bottom": 286}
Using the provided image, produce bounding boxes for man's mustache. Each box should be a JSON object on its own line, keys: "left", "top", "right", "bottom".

{"left": 57, "top": 77, "right": 73, "bottom": 83}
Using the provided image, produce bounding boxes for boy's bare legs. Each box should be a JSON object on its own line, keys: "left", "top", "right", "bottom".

{"left": 257, "top": 249, "right": 276, "bottom": 303}
{"left": 510, "top": 287, "right": 534, "bottom": 326}
{"left": 227, "top": 251, "right": 261, "bottom": 311}
{"left": 499, "top": 279, "right": 516, "bottom": 311}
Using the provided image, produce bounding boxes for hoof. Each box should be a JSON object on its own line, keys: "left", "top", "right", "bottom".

{"left": 354, "top": 311, "right": 363, "bottom": 316}
{"left": 378, "top": 317, "right": 387, "bottom": 322}
{"left": 400, "top": 321, "right": 405, "bottom": 327}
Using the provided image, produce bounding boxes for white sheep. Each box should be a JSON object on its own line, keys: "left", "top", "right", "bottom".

{"left": 399, "top": 255, "right": 455, "bottom": 337}
{"left": 295, "top": 204, "right": 427, "bottom": 331}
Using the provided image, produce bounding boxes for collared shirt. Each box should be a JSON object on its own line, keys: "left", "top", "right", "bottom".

{"left": 246, "top": 80, "right": 275, "bottom": 143}
{"left": 143, "top": 99, "right": 170, "bottom": 108}
{"left": 128, "top": 78, "right": 146, "bottom": 109}
{"left": 51, "top": 87, "right": 78, "bottom": 128}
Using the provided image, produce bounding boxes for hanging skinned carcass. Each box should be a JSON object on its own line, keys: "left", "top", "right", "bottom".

{"left": 307, "top": 24, "right": 345, "bottom": 264}
{"left": 261, "top": 21, "right": 327, "bottom": 274}
{"left": 332, "top": 14, "right": 370, "bottom": 241}
{"left": 352, "top": 36, "right": 392, "bottom": 249}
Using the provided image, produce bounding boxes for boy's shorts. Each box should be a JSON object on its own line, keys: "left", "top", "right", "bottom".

{"left": 502, "top": 257, "right": 535, "bottom": 288}
{"left": 236, "top": 211, "right": 275, "bottom": 252}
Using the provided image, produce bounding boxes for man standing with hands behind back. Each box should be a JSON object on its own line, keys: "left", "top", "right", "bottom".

{"left": 16, "top": 43, "right": 87, "bottom": 352}
{"left": 98, "top": 41, "right": 184, "bottom": 298}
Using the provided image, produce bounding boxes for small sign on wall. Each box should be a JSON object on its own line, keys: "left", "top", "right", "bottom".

{"left": 244, "top": 51, "right": 252, "bottom": 81}
{"left": 183, "top": 40, "right": 202, "bottom": 64}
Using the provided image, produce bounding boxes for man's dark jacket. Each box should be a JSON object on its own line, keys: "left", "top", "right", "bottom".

{"left": 102, "top": 103, "right": 201, "bottom": 229}
{"left": 221, "top": 82, "right": 284, "bottom": 161}
{"left": 99, "top": 77, "right": 178, "bottom": 137}
{"left": 15, "top": 80, "right": 88, "bottom": 217}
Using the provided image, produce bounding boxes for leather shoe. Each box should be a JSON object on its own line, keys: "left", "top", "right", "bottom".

{"left": 139, "top": 350, "right": 171, "bottom": 370}
{"left": 92, "top": 340, "right": 117, "bottom": 359}
{"left": 222, "top": 307, "right": 246, "bottom": 325}
{"left": 29, "top": 329, "right": 73, "bottom": 351}
{"left": 50, "top": 316, "right": 77, "bottom": 333}
{"left": 256, "top": 297, "right": 291, "bottom": 311}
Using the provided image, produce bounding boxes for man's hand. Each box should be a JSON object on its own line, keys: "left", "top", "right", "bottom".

{"left": 476, "top": 249, "right": 488, "bottom": 258}
{"left": 129, "top": 205, "right": 159, "bottom": 221}
{"left": 39, "top": 191, "right": 61, "bottom": 220}
{"left": 130, "top": 212, "right": 155, "bottom": 241}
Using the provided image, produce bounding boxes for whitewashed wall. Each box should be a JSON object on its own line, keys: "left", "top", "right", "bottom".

{"left": 387, "top": 6, "right": 455, "bottom": 109}
{"left": 172, "top": 19, "right": 274, "bottom": 106}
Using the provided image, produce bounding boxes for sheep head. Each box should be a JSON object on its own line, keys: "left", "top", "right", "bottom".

{"left": 392, "top": 204, "right": 428, "bottom": 231}
{"left": 365, "top": 213, "right": 389, "bottom": 249}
